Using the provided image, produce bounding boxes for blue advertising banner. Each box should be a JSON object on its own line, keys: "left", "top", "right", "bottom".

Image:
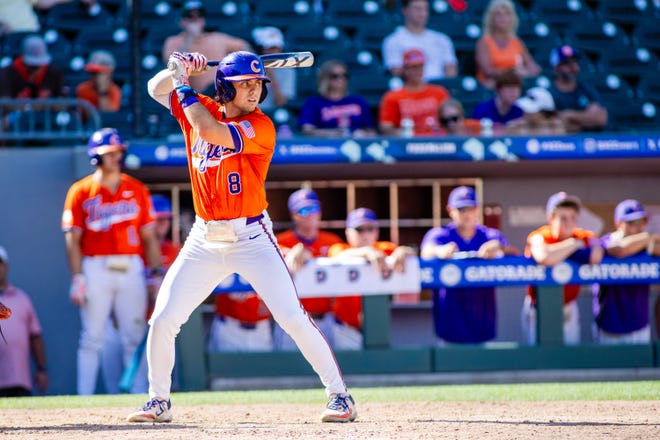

{"left": 211, "top": 255, "right": 660, "bottom": 296}
{"left": 125, "top": 133, "right": 660, "bottom": 168}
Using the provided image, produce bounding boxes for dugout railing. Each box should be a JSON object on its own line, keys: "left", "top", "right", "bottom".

{"left": 174, "top": 255, "right": 660, "bottom": 391}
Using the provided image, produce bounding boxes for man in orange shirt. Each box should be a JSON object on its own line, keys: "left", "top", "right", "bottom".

{"left": 62, "top": 128, "right": 162, "bottom": 395}
{"left": 328, "top": 208, "right": 415, "bottom": 350}
{"left": 379, "top": 48, "right": 450, "bottom": 136}
{"left": 522, "top": 191, "right": 603, "bottom": 345}
{"left": 162, "top": 1, "right": 251, "bottom": 95}
{"left": 75, "top": 50, "right": 122, "bottom": 112}
{"left": 274, "top": 188, "right": 344, "bottom": 350}
{"left": 127, "top": 50, "right": 356, "bottom": 424}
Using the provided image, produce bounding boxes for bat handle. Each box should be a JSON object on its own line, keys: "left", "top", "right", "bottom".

{"left": 167, "top": 60, "right": 217, "bottom": 71}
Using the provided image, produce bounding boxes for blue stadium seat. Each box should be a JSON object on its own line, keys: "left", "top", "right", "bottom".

{"left": 636, "top": 73, "right": 660, "bottom": 104}
{"left": 252, "top": 0, "right": 318, "bottom": 28}
{"left": 285, "top": 24, "right": 352, "bottom": 56}
{"left": 528, "top": 0, "right": 595, "bottom": 37}
{"left": 431, "top": 76, "right": 492, "bottom": 116}
{"left": 594, "top": 0, "right": 655, "bottom": 29}
{"left": 565, "top": 21, "right": 630, "bottom": 59}
{"left": 631, "top": 17, "right": 660, "bottom": 57}
{"left": 44, "top": 1, "right": 114, "bottom": 33}
{"left": 324, "top": 0, "right": 392, "bottom": 29}
{"left": 606, "top": 99, "right": 659, "bottom": 132}
{"left": 577, "top": 72, "right": 635, "bottom": 107}
{"left": 598, "top": 45, "right": 660, "bottom": 85}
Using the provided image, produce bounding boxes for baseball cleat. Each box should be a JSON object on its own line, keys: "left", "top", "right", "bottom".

{"left": 126, "top": 397, "right": 172, "bottom": 423}
{"left": 320, "top": 393, "right": 357, "bottom": 423}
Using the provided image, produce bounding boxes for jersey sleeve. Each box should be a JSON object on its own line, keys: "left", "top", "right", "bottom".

{"left": 62, "top": 182, "right": 85, "bottom": 232}
{"left": 227, "top": 111, "right": 276, "bottom": 156}
{"left": 379, "top": 91, "right": 400, "bottom": 126}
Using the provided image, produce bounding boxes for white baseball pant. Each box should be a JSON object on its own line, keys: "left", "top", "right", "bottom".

{"left": 521, "top": 295, "right": 580, "bottom": 345}
{"left": 147, "top": 211, "right": 347, "bottom": 399}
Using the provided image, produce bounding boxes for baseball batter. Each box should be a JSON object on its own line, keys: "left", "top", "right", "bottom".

{"left": 62, "top": 128, "right": 162, "bottom": 395}
{"left": 126, "top": 50, "right": 356, "bottom": 423}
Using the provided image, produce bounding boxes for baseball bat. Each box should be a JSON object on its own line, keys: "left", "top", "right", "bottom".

{"left": 118, "top": 331, "right": 147, "bottom": 393}
{"left": 167, "top": 51, "right": 314, "bottom": 72}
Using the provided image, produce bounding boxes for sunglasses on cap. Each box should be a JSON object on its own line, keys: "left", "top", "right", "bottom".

{"left": 297, "top": 205, "right": 320, "bottom": 216}
{"left": 354, "top": 225, "right": 377, "bottom": 233}
{"left": 440, "top": 115, "right": 461, "bottom": 125}
{"left": 329, "top": 72, "right": 348, "bottom": 80}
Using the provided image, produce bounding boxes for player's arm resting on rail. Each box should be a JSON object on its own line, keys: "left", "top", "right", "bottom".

{"left": 606, "top": 231, "right": 652, "bottom": 258}
{"left": 559, "top": 103, "right": 608, "bottom": 130}
{"left": 334, "top": 246, "right": 389, "bottom": 275}
{"left": 283, "top": 242, "right": 313, "bottom": 273}
{"left": 528, "top": 233, "right": 586, "bottom": 266}
{"left": 388, "top": 245, "right": 416, "bottom": 272}
{"left": 420, "top": 242, "right": 458, "bottom": 259}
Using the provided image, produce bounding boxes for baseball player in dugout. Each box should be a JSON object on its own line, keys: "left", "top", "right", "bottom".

{"left": 126, "top": 50, "right": 357, "bottom": 424}
{"left": 274, "top": 188, "right": 344, "bottom": 350}
{"left": 62, "top": 128, "right": 163, "bottom": 395}
{"left": 328, "top": 208, "right": 416, "bottom": 350}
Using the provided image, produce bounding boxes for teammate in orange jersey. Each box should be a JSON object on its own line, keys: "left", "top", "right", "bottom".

{"left": 327, "top": 208, "right": 416, "bottom": 350}
{"left": 126, "top": 51, "right": 356, "bottom": 424}
{"left": 62, "top": 128, "right": 163, "bottom": 396}
{"left": 274, "top": 188, "right": 344, "bottom": 350}
{"left": 522, "top": 191, "right": 604, "bottom": 345}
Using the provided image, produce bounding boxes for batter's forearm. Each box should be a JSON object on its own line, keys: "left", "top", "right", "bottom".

{"left": 64, "top": 231, "right": 83, "bottom": 274}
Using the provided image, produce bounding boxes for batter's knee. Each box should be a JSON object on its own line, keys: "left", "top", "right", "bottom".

{"left": 275, "top": 312, "right": 316, "bottom": 338}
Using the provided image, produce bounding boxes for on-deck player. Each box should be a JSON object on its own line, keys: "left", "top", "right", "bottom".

{"left": 126, "top": 50, "right": 357, "bottom": 423}
{"left": 62, "top": 128, "right": 163, "bottom": 395}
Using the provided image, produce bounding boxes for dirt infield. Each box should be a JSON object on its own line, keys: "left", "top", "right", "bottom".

{"left": 1, "top": 401, "right": 658, "bottom": 439}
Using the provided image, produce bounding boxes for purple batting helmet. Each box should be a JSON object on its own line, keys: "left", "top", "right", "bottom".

{"left": 87, "top": 127, "right": 126, "bottom": 166}
{"left": 215, "top": 51, "right": 270, "bottom": 103}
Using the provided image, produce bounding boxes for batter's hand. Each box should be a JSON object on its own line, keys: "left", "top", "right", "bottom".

{"left": 0, "top": 301, "right": 11, "bottom": 320}
{"left": 69, "top": 274, "right": 87, "bottom": 307}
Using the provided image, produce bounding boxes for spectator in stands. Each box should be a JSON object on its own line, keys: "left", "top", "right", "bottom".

{"left": 162, "top": 0, "right": 250, "bottom": 95}
{"left": 328, "top": 208, "right": 415, "bottom": 350}
{"left": 438, "top": 98, "right": 481, "bottom": 136}
{"left": 274, "top": 189, "right": 344, "bottom": 351}
{"left": 514, "top": 86, "right": 565, "bottom": 135}
{"left": 522, "top": 192, "right": 604, "bottom": 345}
{"left": 75, "top": 50, "right": 121, "bottom": 112}
{"left": 382, "top": 0, "right": 458, "bottom": 81}
{"left": 594, "top": 200, "right": 660, "bottom": 345}
{"left": 548, "top": 45, "right": 608, "bottom": 133}
{"left": 252, "top": 26, "right": 296, "bottom": 112}
{"left": 0, "top": 34, "right": 64, "bottom": 99}
{"left": 298, "top": 60, "right": 377, "bottom": 138}
{"left": 471, "top": 70, "right": 524, "bottom": 134}
{"left": 0, "top": 0, "right": 96, "bottom": 35}
{"left": 379, "top": 49, "right": 450, "bottom": 136}
{"left": 0, "top": 246, "right": 49, "bottom": 397}
{"left": 475, "top": 0, "right": 540, "bottom": 90}
{"left": 420, "top": 186, "right": 519, "bottom": 344}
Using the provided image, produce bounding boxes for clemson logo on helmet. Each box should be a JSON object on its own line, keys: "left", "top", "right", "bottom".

{"left": 250, "top": 59, "right": 261, "bottom": 73}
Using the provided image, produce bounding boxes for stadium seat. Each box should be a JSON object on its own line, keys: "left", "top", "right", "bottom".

{"left": 565, "top": 21, "right": 630, "bottom": 59}
{"left": 353, "top": 20, "right": 395, "bottom": 53}
{"left": 347, "top": 65, "right": 392, "bottom": 108}
{"left": 450, "top": 21, "right": 482, "bottom": 53}
{"left": 44, "top": 1, "right": 114, "bottom": 34}
{"left": 606, "top": 99, "right": 659, "bottom": 132}
{"left": 636, "top": 73, "right": 660, "bottom": 104}
{"left": 528, "top": 0, "right": 595, "bottom": 37}
{"left": 577, "top": 72, "right": 635, "bottom": 107}
{"left": 516, "top": 20, "right": 562, "bottom": 54}
{"left": 594, "top": 0, "right": 654, "bottom": 30}
{"left": 431, "top": 76, "right": 492, "bottom": 116}
{"left": 631, "top": 17, "right": 660, "bottom": 57}
{"left": 285, "top": 24, "right": 352, "bottom": 56}
{"left": 325, "top": 0, "right": 392, "bottom": 29}
{"left": 252, "top": 0, "right": 318, "bottom": 28}
{"left": 598, "top": 45, "right": 660, "bottom": 86}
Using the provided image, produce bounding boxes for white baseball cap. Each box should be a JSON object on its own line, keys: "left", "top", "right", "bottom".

{"left": 517, "top": 87, "right": 555, "bottom": 114}
{"left": 0, "top": 246, "right": 8, "bottom": 263}
{"left": 252, "top": 26, "right": 285, "bottom": 49}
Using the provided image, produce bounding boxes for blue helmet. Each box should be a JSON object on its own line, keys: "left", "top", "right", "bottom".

{"left": 87, "top": 127, "right": 125, "bottom": 166}
{"left": 151, "top": 194, "right": 172, "bottom": 219}
{"left": 215, "top": 51, "right": 270, "bottom": 103}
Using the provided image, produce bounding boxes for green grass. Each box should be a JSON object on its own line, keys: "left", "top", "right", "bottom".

{"left": 2, "top": 381, "right": 659, "bottom": 410}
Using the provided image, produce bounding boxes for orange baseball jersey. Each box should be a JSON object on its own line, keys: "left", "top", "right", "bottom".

{"left": 214, "top": 292, "right": 271, "bottom": 323}
{"left": 276, "top": 229, "right": 344, "bottom": 315}
{"left": 525, "top": 225, "right": 596, "bottom": 305}
{"left": 328, "top": 241, "right": 398, "bottom": 329}
{"left": 170, "top": 94, "right": 276, "bottom": 222}
{"left": 379, "top": 84, "right": 450, "bottom": 135}
{"left": 160, "top": 240, "right": 180, "bottom": 270}
{"left": 61, "top": 174, "right": 156, "bottom": 256}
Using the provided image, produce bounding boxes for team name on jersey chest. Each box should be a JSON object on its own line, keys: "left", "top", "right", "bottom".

{"left": 83, "top": 195, "right": 140, "bottom": 231}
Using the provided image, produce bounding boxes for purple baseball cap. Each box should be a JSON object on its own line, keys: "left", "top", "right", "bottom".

{"left": 615, "top": 199, "right": 647, "bottom": 223}
{"left": 448, "top": 186, "right": 477, "bottom": 209}
{"left": 288, "top": 188, "right": 320, "bottom": 215}
{"left": 546, "top": 191, "right": 582, "bottom": 217}
{"left": 549, "top": 45, "right": 580, "bottom": 68}
{"left": 346, "top": 208, "right": 378, "bottom": 229}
